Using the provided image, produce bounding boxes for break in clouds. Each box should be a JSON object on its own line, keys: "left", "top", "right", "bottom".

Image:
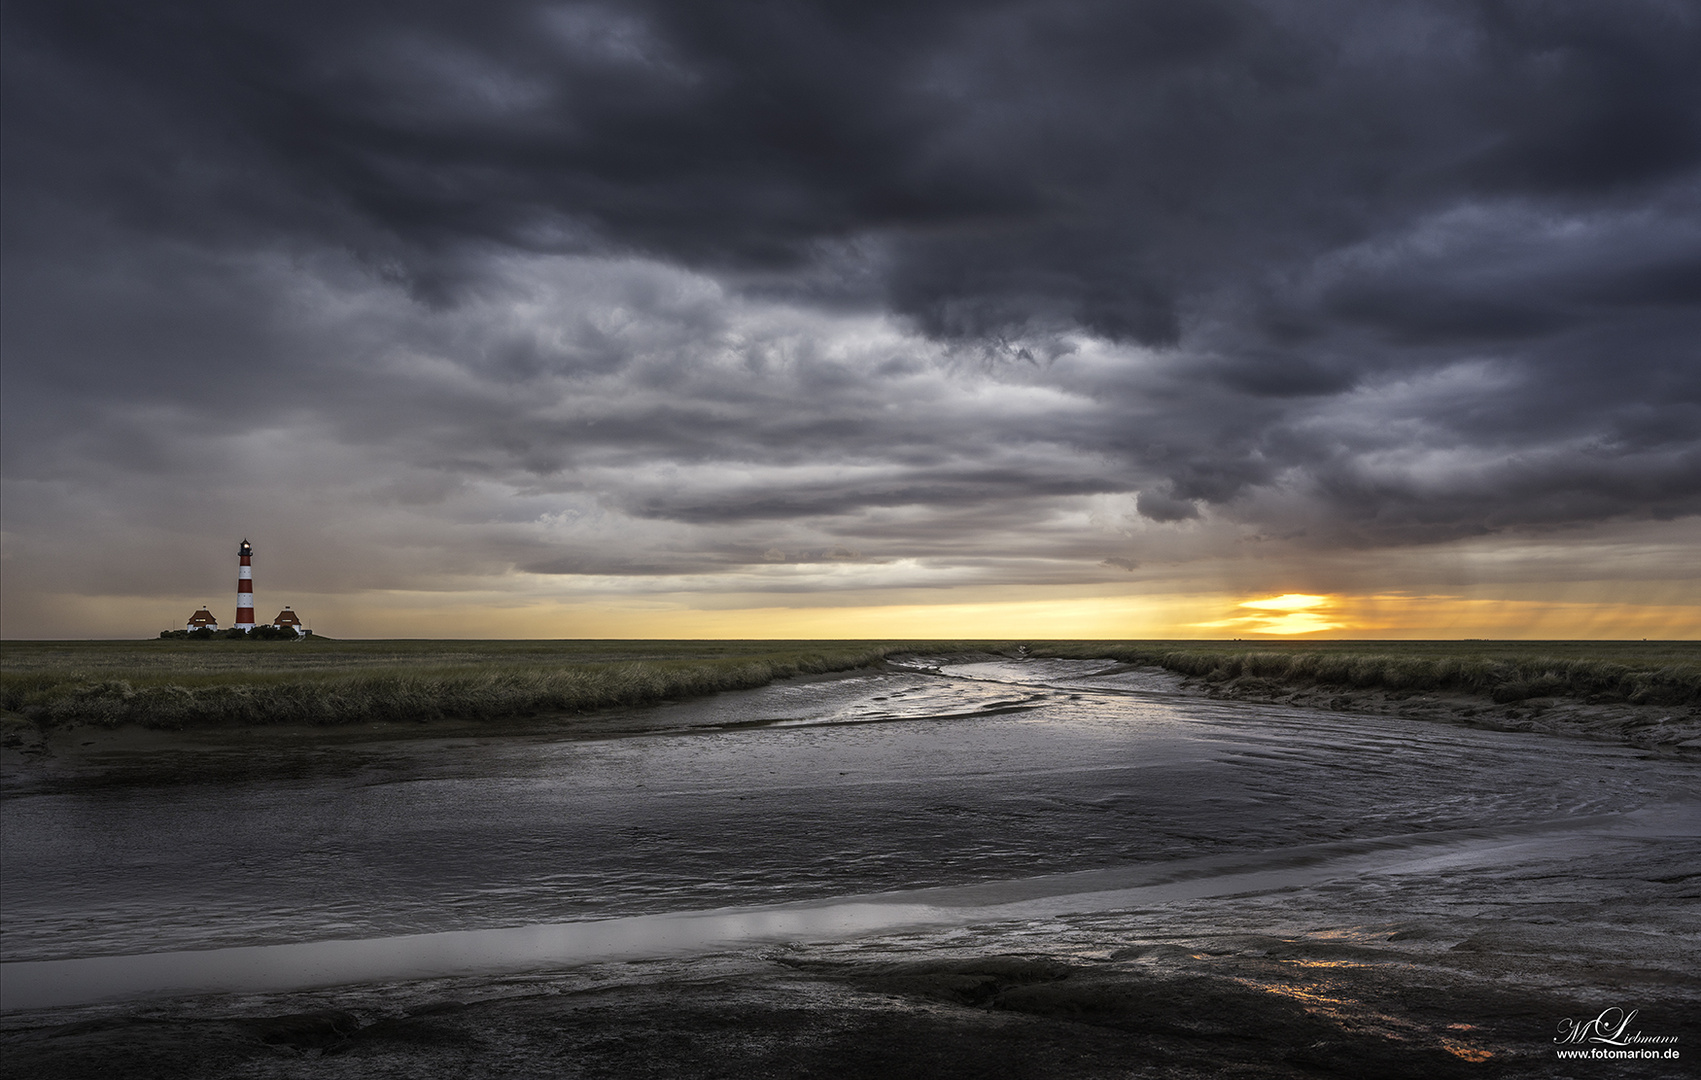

{"left": 3, "top": 0, "right": 1698, "bottom": 611}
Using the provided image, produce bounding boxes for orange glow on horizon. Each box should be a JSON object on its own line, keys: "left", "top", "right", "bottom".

{"left": 1195, "top": 593, "right": 1347, "bottom": 635}
{"left": 1240, "top": 594, "right": 1331, "bottom": 611}
{"left": 17, "top": 585, "right": 1697, "bottom": 640}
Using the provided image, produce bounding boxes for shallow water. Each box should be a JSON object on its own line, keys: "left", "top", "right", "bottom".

{"left": 3, "top": 659, "right": 1691, "bottom": 965}
{"left": 3, "top": 659, "right": 1698, "bottom": 1076}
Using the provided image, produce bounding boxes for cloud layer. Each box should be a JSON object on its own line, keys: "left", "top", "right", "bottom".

{"left": 3, "top": 0, "right": 1697, "bottom": 633}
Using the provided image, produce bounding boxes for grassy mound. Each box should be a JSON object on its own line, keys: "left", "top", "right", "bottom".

{"left": 0, "top": 641, "right": 904, "bottom": 729}
{"left": 1031, "top": 641, "right": 1701, "bottom": 706}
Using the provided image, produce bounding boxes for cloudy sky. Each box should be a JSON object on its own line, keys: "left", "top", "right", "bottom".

{"left": 3, "top": 0, "right": 1697, "bottom": 639}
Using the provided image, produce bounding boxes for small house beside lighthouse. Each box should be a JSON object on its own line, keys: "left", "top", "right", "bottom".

{"left": 271, "top": 607, "right": 305, "bottom": 636}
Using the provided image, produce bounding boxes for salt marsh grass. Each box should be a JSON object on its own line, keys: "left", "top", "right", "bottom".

{"left": 3, "top": 638, "right": 1695, "bottom": 730}
{"left": 1032, "top": 640, "right": 1701, "bottom": 706}
{"left": 0, "top": 640, "right": 908, "bottom": 729}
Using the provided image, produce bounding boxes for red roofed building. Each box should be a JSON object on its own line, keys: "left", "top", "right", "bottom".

{"left": 271, "top": 607, "right": 306, "bottom": 636}
{"left": 186, "top": 607, "right": 219, "bottom": 632}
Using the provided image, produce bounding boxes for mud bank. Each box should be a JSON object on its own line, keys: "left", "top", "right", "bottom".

{"left": 1171, "top": 671, "right": 1701, "bottom": 756}
{"left": 1, "top": 959, "right": 1674, "bottom": 1080}
{"left": 7, "top": 827, "right": 1697, "bottom": 1079}
{"left": 899, "top": 650, "right": 1701, "bottom": 755}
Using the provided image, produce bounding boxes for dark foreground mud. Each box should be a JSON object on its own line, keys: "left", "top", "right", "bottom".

{"left": 6, "top": 933, "right": 1694, "bottom": 1079}
{"left": 8, "top": 823, "right": 1696, "bottom": 1080}
{"left": 0, "top": 978, "right": 1565, "bottom": 1080}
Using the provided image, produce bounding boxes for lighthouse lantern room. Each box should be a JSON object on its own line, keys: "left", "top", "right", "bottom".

{"left": 236, "top": 539, "right": 255, "bottom": 630}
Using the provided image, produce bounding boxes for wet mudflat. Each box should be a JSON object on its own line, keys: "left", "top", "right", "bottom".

{"left": 2, "top": 659, "right": 1697, "bottom": 1077}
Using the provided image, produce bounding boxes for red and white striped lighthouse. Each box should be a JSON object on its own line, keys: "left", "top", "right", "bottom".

{"left": 236, "top": 539, "right": 255, "bottom": 630}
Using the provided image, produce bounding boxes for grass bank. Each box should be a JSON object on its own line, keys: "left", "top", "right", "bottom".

{"left": 4, "top": 638, "right": 1696, "bottom": 732}
{"left": 1028, "top": 640, "right": 1701, "bottom": 706}
{"left": 0, "top": 640, "right": 910, "bottom": 730}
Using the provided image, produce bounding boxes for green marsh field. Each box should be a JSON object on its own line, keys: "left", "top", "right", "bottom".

{"left": 1, "top": 637, "right": 1697, "bottom": 731}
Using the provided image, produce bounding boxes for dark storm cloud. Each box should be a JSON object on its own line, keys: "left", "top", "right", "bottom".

{"left": 3, "top": 0, "right": 1699, "bottom": 597}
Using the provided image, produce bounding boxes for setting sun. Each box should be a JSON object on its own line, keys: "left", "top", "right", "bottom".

{"left": 1195, "top": 594, "right": 1346, "bottom": 636}
{"left": 1238, "top": 594, "right": 1330, "bottom": 612}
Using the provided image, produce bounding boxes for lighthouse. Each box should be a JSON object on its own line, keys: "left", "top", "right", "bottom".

{"left": 236, "top": 539, "right": 255, "bottom": 630}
